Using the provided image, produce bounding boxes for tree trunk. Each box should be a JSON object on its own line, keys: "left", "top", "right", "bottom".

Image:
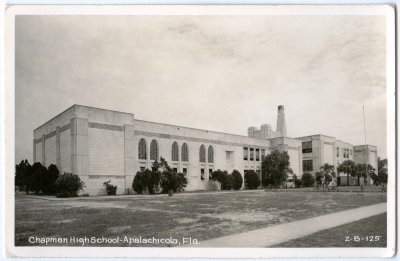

{"left": 357, "top": 175, "right": 360, "bottom": 186}
{"left": 347, "top": 174, "right": 349, "bottom": 186}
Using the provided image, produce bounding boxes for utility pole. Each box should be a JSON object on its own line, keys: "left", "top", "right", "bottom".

{"left": 363, "top": 106, "right": 368, "bottom": 190}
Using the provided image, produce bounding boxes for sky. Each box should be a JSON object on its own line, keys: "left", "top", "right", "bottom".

{"left": 15, "top": 14, "right": 387, "bottom": 162}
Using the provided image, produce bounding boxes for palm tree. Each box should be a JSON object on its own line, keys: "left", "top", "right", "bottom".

{"left": 355, "top": 163, "right": 375, "bottom": 186}
{"left": 320, "top": 163, "right": 335, "bottom": 187}
{"left": 337, "top": 160, "right": 356, "bottom": 186}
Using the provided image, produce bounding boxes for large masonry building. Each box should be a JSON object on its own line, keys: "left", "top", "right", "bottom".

{"left": 33, "top": 104, "right": 377, "bottom": 195}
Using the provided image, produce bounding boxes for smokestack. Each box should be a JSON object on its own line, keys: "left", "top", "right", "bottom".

{"left": 276, "top": 105, "right": 287, "bottom": 137}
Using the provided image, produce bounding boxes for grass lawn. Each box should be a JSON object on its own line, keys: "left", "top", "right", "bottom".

{"left": 15, "top": 191, "right": 387, "bottom": 247}
{"left": 274, "top": 213, "right": 387, "bottom": 247}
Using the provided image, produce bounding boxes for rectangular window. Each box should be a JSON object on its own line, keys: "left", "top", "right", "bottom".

{"left": 243, "top": 147, "right": 248, "bottom": 160}
{"left": 336, "top": 147, "right": 340, "bottom": 157}
{"left": 302, "top": 141, "right": 312, "bottom": 153}
{"left": 201, "top": 169, "right": 205, "bottom": 180}
{"left": 140, "top": 167, "right": 145, "bottom": 172}
{"left": 343, "top": 149, "right": 349, "bottom": 158}
{"left": 256, "top": 149, "right": 260, "bottom": 161}
{"left": 303, "top": 160, "right": 313, "bottom": 172}
{"left": 173, "top": 168, "right": 178, "bottom": 173}
{"left": 183, "top": 168, "right": 187, "bottom": 174}
{"left": 261, "top": 149, "right": 266, "bottom": 160}
{"left": 209, "top": 169, "right": 213, "bottom": 179}
{"left": 350, "top": 149, "right": 353, "bottom": 155}
{"left": 250, "top": 148, "right": 254, "bottom": 161}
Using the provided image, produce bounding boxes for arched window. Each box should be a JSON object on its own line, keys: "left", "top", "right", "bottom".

{"left": 208, "top": 145, "right": 214, "bottom": 163}
{"left": 199, "top": 145, "right": 206, "bottom": 163}
{"left": 138, "top": 138, "right": 147, "bottom": 160}
{"left": 150, "top": 139, "right": 159, "bottom": 160}
{"left": 172, "top": 141, "right": 179, "bottom": 161}
{"left": 181, "top": 143, "right": 189, "bottom": 162}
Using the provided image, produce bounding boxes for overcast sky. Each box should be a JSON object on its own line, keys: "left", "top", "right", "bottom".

{"left": 15, "top": 14, "right": 387, "bottom": 162}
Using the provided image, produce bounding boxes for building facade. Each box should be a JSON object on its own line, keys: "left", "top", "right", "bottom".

{"left": 33, "top": 104, "right": 302, "bottom": 195}
{"left": 297, "top": 135, "right": 378, "bottom": 185}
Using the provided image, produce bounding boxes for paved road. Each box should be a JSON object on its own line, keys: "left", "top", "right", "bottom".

{"left": 189, "top": 203, "right": 387, "bottom": 248}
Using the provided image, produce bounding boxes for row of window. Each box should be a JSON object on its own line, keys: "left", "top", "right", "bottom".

{"left": 243, "top": 147, "right": 265, "bottom": 161}
{"left": 336, "top": 147, "right": 352, "bottom": 158}
{"left": 138, "top": 138, "right": 214, "bottom": 163}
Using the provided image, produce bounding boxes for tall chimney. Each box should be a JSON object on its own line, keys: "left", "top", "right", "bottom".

{"left": 276, "top": 105, "right": 287, "bottom": 137}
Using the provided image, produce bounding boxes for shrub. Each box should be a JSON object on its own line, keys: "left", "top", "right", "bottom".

{"left": 211, "top": 170, "right": 232, "bottom": 190}
{"left": 132, "top": 171, "right": 146, "bottom": 194}
{"left": 103, "top": 180, "right": 117, "bottom": 195}
{"left": 301, "top": 173, "right": 315, "bottom": 187}
{"left": 244, "top": 170, "right": 260, "bottom": 189}
{"left": 55, "top": 172, "right": 85, "bottom": 197}
{"left": 293, "top": 174, "right": 303, "bottom": 188}
{"left": 231, "top": 170, "right": 243, "bottom": 190}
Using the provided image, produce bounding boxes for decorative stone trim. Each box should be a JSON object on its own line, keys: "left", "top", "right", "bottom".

{"left": 135, "top": 130, "right": 271, "bottom": 150}
{"left": 88, "top": 122, "right": 124, "bottom": 132}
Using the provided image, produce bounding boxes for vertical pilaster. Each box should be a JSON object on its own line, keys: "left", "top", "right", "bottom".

{"left": 71, "top": 118, "right": 88, "bottom": 176}
{"left": 56, "top": 126, "right": 61, "bottom": 167}
{"left": 41, "top": 134, "right": 46, "bottom": 166}
{"left": 33, "top": 139, "right": 36, "bottom": 163}
{"left": 124, "top": 124, "right": 135, "bottom": 194}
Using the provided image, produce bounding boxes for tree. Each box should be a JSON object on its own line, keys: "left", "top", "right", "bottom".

{"left": 29, "top": 162, "right": 47, "bottom": 194}
{"left": 301, "top": 173, "right": 315, "bottom": 187}
{"left": 261, "top": 150, "right": 291, "bottom": 188}
{"left": 244, "top": 170, "right": 260, "bottom": 189}
{"left": 355, "top": 163, "right": 375, "bottom": 186}
{"left": 319, "top": 163, "right": 335, "bottom": 187}
{"left": 378, "top": 158, "right": 388, "bottom": 184}
{"left": 42, "top": 164, "right": 59, "bottom": 195}
{"left": 132, "top": 171, "right": 145, "bottom": 194}
{"left": 337, "top": 160, "right": 356, "bottom": 186}
{"left": 231, "top": 170, "right": 243, "bottom": 190}
{"left": 15, "top": 159, "right": 31, "bottom": 193}
{"left": 159, "top": 157, "right": 187, "bottom": 194}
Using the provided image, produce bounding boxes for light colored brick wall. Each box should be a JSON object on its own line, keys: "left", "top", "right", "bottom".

{"left": 60, "top": 129, "right": 72, "bottom": 174}
{"left": 88, "top": 128, "right": 125, "bottom": 177}
{"left": 35, "top": 142, "right": 42, "bottom": 163}
{"left": 45, "top": 136, "right": 57, "bottom": 166}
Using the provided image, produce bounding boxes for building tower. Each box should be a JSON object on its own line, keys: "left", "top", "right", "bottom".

{"left": 276, "top": 105, "right": 287, "bottom": 137}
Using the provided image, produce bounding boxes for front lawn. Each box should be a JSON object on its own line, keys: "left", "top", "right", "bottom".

{"left": 15, "top": 191, "right": 387, "bottom": 247}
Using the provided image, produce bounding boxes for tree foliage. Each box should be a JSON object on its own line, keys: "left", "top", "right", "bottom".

{"left": 261, "top": 150, "right": 291, "bottom": 188}
{"left": 231, "top": 170, "right": 243, "bottom": 190}
{"left": 244, "top": 170, "right": 260, "bottom": 189}
{"left": 55, "top": 172, "right": 85, "bottom": 197}
{"left": 378, "top": 157, "right": 388, "bottom": 184}
{"left": 337, "top": 160, "right": 356, "bottom": 186}
{"left": 301, "top": 173, "right": 315, "bottom": 187}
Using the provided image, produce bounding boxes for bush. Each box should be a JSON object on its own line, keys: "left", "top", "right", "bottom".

{"left": 15, "top": 159, "right": 31, "bottom": 193}
{"left": 103, "top": 180, "right": 117, "bottom": 195}
{"left": 211, "top": 170, "right": 232, "bottom": 190}
{"left": 132, "top": 171, "right": 145, "bottom": 194}
{"left": 244, "top": 170, "right": 260, "bottom": 189}
{"left": 55, "top": 172, "right": 85, "bottom": 197}
{"left": 231, "top": 170, "right": 243, "bottom": 190}
{"left": 301, "top": 173, "right": 315, "bottom": 187}
{"left": 160, "top": 171, "right": 188, "bottom": 193}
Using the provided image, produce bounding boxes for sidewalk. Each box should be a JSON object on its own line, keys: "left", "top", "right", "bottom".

{"left": 190, "top": 203, "right": 387, "bottom": 248}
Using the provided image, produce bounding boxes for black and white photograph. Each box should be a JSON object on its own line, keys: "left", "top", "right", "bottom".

{"left": 4, "top": 4, "right": 396, "bottom": 258}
